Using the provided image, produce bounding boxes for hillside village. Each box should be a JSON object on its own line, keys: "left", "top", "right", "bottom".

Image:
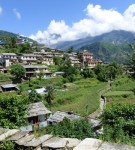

{"left": 0, "top": 34, "right": 135, "bottom": 150}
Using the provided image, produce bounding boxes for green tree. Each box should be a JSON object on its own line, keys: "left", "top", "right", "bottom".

{"left": 81, "top": 68, "right": 96, "bottom": 78}
{"left": 0, "top": 96, "right": 27, "bottom": 128}
{"left": 53, "top": 56, "right": 62, "bottom": 66}
{"left": 101, "top": 103, "right": 135, "bottom": 145}
{"left": 38, "top": 69, "right": 44, "bottom": 80}
{"left": 28, "top": 89, "right": 42, "bottom": 103}
{"left": 45, "top": 85, "right": 54, "bottom": 109}
{"left": 10, "top": 64, "right": 26, "bottom": 82}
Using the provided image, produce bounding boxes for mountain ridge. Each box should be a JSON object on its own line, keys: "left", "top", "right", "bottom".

{"left": 54, "top": 30, "right": 135, "bottom": 63}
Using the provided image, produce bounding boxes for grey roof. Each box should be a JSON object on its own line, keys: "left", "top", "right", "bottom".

{"left": 26, "top": 102, "right": 51, "bottom": 118}
{"left": 23, "top": 65, "right": 48, "bottom": 69}
{"left": 0, "top": 84, "right": 19, "bottom": 89}
{"left": 1, "top": 53, "right": 16, "bottom": 56}
{"left": 21, "top": 54, "right": 36, "bottom": 57}
{"left": 48, "top": 111, "right": 82, "bottom": 123}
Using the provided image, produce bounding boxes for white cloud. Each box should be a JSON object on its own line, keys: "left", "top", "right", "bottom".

{"left": 29, "top": 3, "right": 135, "bottom": 46}
{"left": 0, "top": 6, "right": 3, "bottom": 15}
{"left": 13, "top": 8, "right": 21, "bottom": 20}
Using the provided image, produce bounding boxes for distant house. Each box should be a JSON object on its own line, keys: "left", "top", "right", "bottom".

{"left": 0, "top": 53, "right": 18, "bottom": 67}
{"left": 0, "top": 84, "right": 19, "bottom": 92}
{"left": 24, "top": 102, "right": 51, "bottom": 131}
{"left": 47, "top": 111, "right": 82, "bottom": 125}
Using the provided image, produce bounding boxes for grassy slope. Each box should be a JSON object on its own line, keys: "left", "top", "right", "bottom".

{"left": 1, "top": 77, "right": 107, "bottom": 116}
{"left": 104, "top": 76, "right": 135, "bottom": 104}
{"left": 52, "top": 78, "right": 107, "bottom": 115}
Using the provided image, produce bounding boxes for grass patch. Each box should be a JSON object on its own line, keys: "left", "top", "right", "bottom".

{"left": 104, "top": 76, "right": 135, "bottom": 104}
{"left": 0, "top": 73, "right": 11, "bottom": 82}
{"left": 104, "top": 91, "right": 133, "bottom": 96}
{"left": 52, "top": 78, "right": 107, "bottom": 116}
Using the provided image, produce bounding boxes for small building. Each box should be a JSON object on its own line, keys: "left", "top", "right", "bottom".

{"left": 0, "top": 84, "right": 19, "bottom": 92}
{"left": 47, "top": 111, "right": 82, "bottom": 125}
{"left": 24, "top": 102, "right": 51, "bottom": 131}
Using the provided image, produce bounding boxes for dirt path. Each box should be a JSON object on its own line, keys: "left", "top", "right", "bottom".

{"left": 89, "top": 82, "right": 111, "bottom": 118}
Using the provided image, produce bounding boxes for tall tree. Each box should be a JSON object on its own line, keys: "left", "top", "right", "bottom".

{"left": 45, "top": 85, "right": 54, "bottom": 110}
{"left": 10, "top": 64, "right": 26, "bottom": 82}
{"left": 28, "top": 89, "right": 42, "bottom": 103}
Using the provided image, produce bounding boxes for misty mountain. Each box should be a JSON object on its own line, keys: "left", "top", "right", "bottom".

{"left": 55, "top": 30, "right": 135, "bottom": 63}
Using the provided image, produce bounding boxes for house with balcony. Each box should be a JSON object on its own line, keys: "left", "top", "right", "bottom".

{"left": 69, "top": 56, "right": 80, "bottom": 66}
{"left": 0, "top": 53, "right": 18, "bottom": 67}
{"left": 18, "top": 54, "right": 37, "bottom": 65}
{"left": 23, "top": 65, "right": 52, "bottom": 78}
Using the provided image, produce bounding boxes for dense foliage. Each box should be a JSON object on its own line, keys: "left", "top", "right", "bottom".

{"left": 101, "top": 103, "right": 135, "bottom": 145}
{"left": 94, "top": 63, "right": 124, "bottom": 81}
{"left": 46, "top": 118, "right": 94, "bottom": 139}
{"left": 28, "top": 89, "right": 42, "bottom": 103}
{"left": 10, "top": 64, "right": 26, "bottom": 82}
{"left": 0, "top": 96, "right": 27, "bottom": 128}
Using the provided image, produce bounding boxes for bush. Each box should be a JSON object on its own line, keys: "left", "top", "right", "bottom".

{"left": 46, "top": 118, "right": 94, "bottom": 139}
{"left": 101, "top": 103, "right": 135, "bottom": 145}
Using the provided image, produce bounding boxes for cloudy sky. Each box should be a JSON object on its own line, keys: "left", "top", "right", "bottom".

{"left": 0, "top": 0, "right": 135, "bottom": 45}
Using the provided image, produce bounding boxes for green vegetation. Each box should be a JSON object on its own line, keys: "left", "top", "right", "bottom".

{"left": 44, "top": 118, "right": 94, "bottom": 139}
{"left": 101, "top": 103, "right": 135, "bottom": 146}
{"left": 52, "top": 78, "right": 107, "bottom": 115}
{"left": 10, "top": 64, "right": 26, "bottom": 83}
{"left": 45, "top": 85, "right": 55, "bottom": 110}
{"left": 0, "top": 96, "right": 27, "bottom": 128}
{"left": 0, "top": 73, "right": 11, "bottom": 83}
{"left": 28, "top": 89, "right": 42, "bottom": 103}
{"left": 104, "top": 76, "right": 135, "bottom": 104}
{"left": 94, "top": 62, "right": 124, "bottom": 82}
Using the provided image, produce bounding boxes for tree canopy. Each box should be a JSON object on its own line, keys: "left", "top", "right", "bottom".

{"left": 10, "top": 64, "right": 26, "bottom": 82}
{"left": 0, "top": 96, "right": 27, "bottom": 128}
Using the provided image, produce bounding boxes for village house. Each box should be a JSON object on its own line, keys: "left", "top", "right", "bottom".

{"left": 18, "top": 54, "right": 37, "bottom": 64}
{"left": 23, "top": 65, "right": 52, "bottom": 78}
{"left": 0, "top": 53, "right": 18, "bottom": 67}
{"left": 23, "top": 102, "right": 51, "bottom": 131}
{"left": 78, "top": 50, "right": 93, "bottom": 63}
